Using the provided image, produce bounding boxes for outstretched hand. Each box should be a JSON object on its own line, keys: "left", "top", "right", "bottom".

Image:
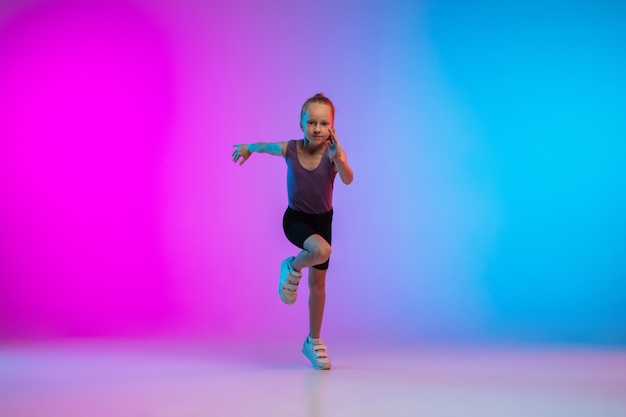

{"left": 232, "top": 144, "right": 251, "bottom": 166}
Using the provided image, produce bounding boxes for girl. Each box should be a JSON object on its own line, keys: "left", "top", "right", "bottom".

{"left": 232, "top": 93, "right": 353, "bottom": 370}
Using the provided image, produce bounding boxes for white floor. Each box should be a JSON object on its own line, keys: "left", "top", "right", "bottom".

{"left": 1, "top": 339, "right": 625, "bottom": 417}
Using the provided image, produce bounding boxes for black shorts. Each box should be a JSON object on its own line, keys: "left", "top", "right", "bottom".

{"left": 282, "top": 207, "right": 333, "bottom": 270}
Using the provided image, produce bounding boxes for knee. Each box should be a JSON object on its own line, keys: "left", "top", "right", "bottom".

{"left": 312, "top": 242, "right": 332, "bottom": 264}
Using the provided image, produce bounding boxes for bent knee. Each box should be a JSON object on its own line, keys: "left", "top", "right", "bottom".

{"left": 305, "top": 235, "right": 332, "bottom": 264}
{"left": 313, "top": 242, "right": 331, "bottom": 264}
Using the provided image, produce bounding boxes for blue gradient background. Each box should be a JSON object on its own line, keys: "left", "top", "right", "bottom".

{"left": 0, "top": 0, "right": 624, "bottom": 345}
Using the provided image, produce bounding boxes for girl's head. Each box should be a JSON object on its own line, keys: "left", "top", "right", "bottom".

{"left": 300, "top": 93, "right": 335, "bottom": 146}
{"left": 300, "top": 93, "right": 335, "bottom": 122}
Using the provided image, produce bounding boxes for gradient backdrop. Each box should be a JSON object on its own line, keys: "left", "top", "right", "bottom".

{"left": 0, "top": 0, "right": 624, "bottom": 345}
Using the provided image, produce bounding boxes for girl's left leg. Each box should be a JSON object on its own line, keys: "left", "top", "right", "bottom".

{"left": 302, "top": 265, "right": 332, "bottom": 370}
{"left": 308, "top": 266, "right": 327, "bottom": 339}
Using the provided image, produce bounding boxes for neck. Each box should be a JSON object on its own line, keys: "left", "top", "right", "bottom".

{"left": 302, "top": 138, "right": 324, "bottom": 153}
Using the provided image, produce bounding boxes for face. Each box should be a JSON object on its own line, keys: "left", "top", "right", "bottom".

{"left": 300, "top": 102, "right": 333, "bottom": 146}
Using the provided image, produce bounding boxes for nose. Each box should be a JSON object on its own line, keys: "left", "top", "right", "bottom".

{"left": 313, "top": 124, "right": 320, "bottom": 133}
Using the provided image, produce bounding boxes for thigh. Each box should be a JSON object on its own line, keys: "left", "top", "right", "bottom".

{"left": 283, "top": 208, "right": 333, "bottom": 270}
{"left": 283, "top": 208, "right": 316, "bottom": 248}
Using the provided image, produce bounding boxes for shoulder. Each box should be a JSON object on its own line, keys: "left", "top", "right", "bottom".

{"left": 277, "top": 141, "right": 292, "bottom": 157}
{"left": 285, "top": 139, "right": 302, "bottom": 154}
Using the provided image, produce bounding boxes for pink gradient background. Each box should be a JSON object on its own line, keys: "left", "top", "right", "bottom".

{"left": 1, "top": 0, "right": 624, "bottom": 345}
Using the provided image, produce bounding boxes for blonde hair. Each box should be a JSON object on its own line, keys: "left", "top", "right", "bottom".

{"left": 300, "top": 93, "right": 335, "bottom": 121}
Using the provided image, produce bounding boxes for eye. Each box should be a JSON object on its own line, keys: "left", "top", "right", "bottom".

{"left": 322, "top": 122, "right": 329, "bottom": 126}
{"left": 308, "top": 121, "right": 315, "bottom": 125}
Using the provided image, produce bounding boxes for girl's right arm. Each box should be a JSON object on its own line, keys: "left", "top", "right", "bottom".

{"left": 232, "top": 142, "right": 288, "bottom": 166}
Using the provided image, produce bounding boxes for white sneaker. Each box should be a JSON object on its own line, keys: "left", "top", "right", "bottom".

{"left": 278, "top": 256, "right": 302, "bottom": 305}
{"left": 302, "top": 336, "right": 331, "bottom": 370}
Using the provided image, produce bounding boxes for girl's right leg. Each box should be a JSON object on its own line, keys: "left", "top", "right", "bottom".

{"left": 278, "top": 234, "right": 331, "bottom": 305}
{"left": 291, "top": 234, "right": 331, "bottom": 272}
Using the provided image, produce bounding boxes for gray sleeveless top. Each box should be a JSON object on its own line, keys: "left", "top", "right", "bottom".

{"left": 286, "top": 140, "right": 337, "bottom": 214}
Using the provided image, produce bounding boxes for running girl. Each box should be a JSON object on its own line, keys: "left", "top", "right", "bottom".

{"left": 232, "top": 93, "right": 353, "bottom": 370}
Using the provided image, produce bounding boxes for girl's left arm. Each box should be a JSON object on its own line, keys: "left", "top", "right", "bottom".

{"left": 327, "top": 128, "right": 354, "bottom": 185}
{"left": 334, "top": 155, "right": 354, "bottom": 185}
